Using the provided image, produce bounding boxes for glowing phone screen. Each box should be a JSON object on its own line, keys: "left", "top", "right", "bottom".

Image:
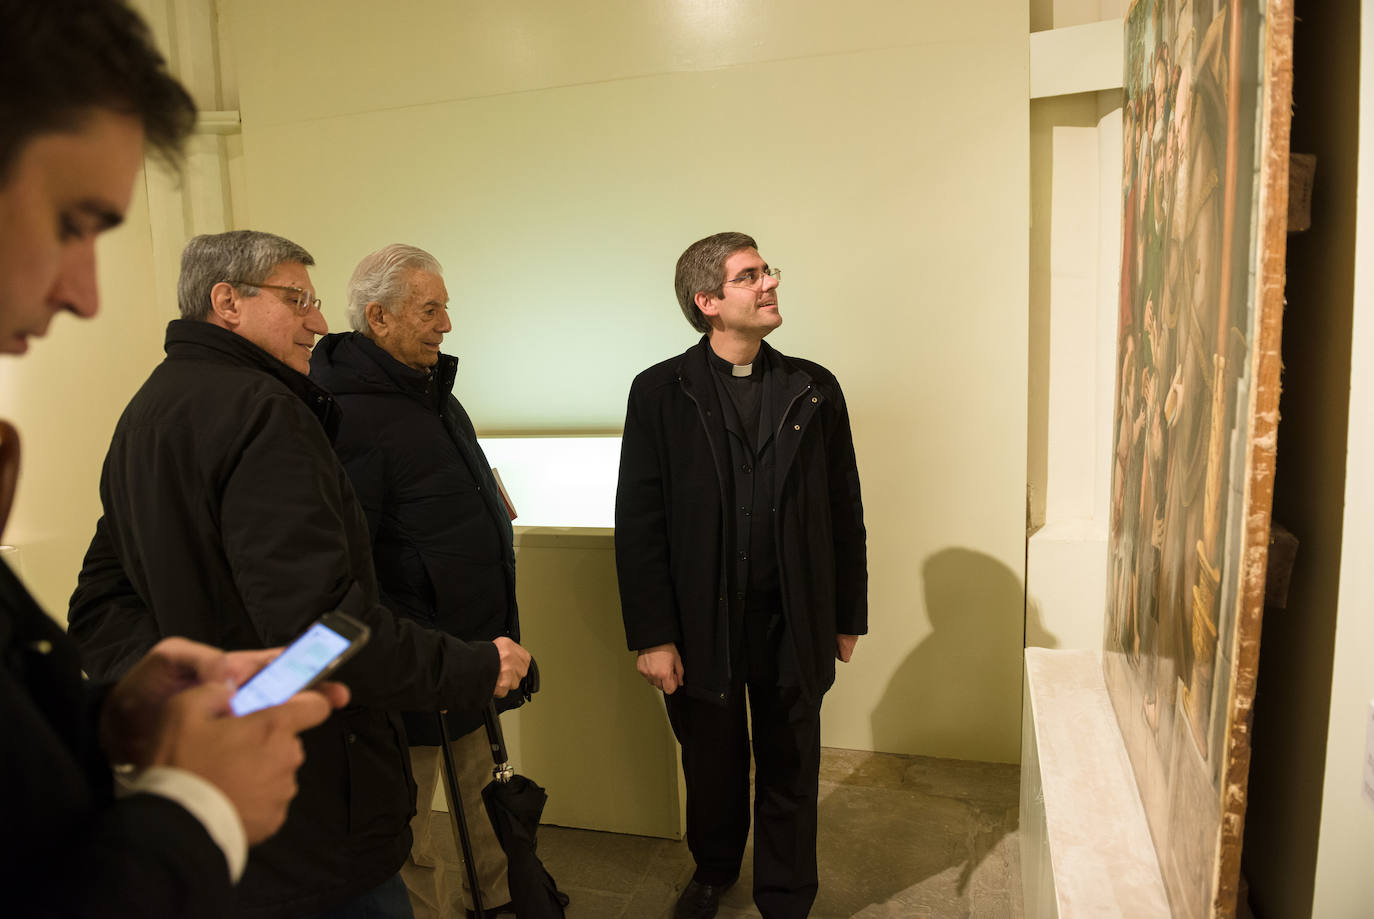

{"left": 230, "top": 622, "right": 351, "bottom": 716}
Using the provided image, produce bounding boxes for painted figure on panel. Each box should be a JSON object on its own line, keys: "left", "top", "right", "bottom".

{"left": 1105, "top": 0, "right": 1291, "bottom": 916}
{"left": 1112, "top": 0, "right": 1227, "bottom": 762}
{"left": 1111, "top": 0, "right": 1237, "bottom": 760}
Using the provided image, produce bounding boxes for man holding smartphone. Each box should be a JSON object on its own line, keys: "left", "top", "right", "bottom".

{"left": 67, "top": 228, "right": 533, "bottom": 919}
{"left": 0, "top": 1, "right": 348, "bottom": 916}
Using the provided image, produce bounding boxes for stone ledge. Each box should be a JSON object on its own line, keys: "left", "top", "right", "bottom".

{"left": 1020, "top": 647, "right": 1169, "bottom": 917}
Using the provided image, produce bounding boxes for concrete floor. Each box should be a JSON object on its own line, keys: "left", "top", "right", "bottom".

{"left": 444, "top": 748, "right": 1025, "bottom": 918}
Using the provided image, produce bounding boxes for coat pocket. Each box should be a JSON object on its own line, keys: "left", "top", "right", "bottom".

{"left": 342, "top": 709, "right": 416, "bottom": 836}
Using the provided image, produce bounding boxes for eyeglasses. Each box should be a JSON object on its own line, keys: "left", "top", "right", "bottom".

{"left": 228, "top": 280, "right": 322, "bottom": 315}
{"left": 723, "top": 267, "right": 782, "bottom": 290}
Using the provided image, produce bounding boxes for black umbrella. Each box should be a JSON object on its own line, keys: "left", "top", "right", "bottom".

{"left": 479, "top": 690, "right": 568, "bottom": 918}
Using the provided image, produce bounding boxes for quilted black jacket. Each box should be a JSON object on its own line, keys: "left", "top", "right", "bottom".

{"left": 310, "top": 331, "right": 523, "bottom": 744}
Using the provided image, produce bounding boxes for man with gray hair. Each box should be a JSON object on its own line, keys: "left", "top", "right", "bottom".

{"left": 616, "top": 232, "right": 867, "bottom": 919}
{"left": 310, "top": 243, "right": 533, "bottom": 918}
{"left": 69, "top": 230, "right": 533, "bottom": 919}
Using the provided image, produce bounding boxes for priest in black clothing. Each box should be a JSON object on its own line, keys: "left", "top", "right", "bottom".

{"left": 615, "top": 231, "right": 868, "bottom": 919}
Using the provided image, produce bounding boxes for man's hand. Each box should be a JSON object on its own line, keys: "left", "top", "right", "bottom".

{"left": 636, "top": 643, "right": 684, "bottom": 694}
{"left": 100, "top": 637, "right": 347, "bottom": 766}
{"left": 492, "top": 637, "right": 532, "bottom": 698}
{"left": 147, "top": 680, "right": 343, "bottom": 843}
{"left": 100, "top": 637, "right": 268, "bottom": 766}
{"left": 835, "top": 634, "right": 860, "bottom": 663}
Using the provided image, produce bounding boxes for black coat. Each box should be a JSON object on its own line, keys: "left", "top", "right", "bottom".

{"left": 615, "top": 338, "right": 867, "bottom": 706}
{"left": 2, "top": 560, "right": 233, "bottom": 919}
{"left": 67, "top": 320, "right": 501, "bottom": 919}
{"left": 310, "top": 332, "right": 523, "bottom": 744}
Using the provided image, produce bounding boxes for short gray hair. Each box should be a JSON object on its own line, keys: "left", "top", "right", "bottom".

{"left": 674, "top": 231, "right": 757, "bottom": 333}
{"left": 347, "top": 243, "right": 444, "bottom": 333}
{"left": 178, "top": 230, "right": 314, "bottom": 320}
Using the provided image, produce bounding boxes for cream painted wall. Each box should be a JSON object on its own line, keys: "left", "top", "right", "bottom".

{"left": 1309, "top": 3, "right": 1374, "bottom": 910}
{"left": 225, "top": 0, "right": 1030, "bottom": 761}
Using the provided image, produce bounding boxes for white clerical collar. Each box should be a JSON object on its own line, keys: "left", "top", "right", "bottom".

{"left": 731, "top": 362, "right": 753, "bottom": 378}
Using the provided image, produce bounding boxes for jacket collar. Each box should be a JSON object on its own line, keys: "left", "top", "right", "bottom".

{"left": 310, "top": 331, "right": 458, "bottom": 411}
{"left": 163, "top": 319, "right": 341, "bottom": 435}
{"left": 677, "top": 335, "right": 807, "bottom": 394}
{"left": 677, "top": 335, "right": 816, "bottom": 483}
{"left": 352, "top": 333, "right": 459, "bottom": 404}
{"left": 677, "top": 336, "right": 722, "bottom": 390}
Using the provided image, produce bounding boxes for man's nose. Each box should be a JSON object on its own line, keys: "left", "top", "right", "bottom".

{"left": 307, "top": 306, "right": 329, "bottom": 336}
{"left": 437, "top": 310, "right": 452, "bottom": 334}
{"left": 49, "top": 241, "right": 100, "bottom": 319}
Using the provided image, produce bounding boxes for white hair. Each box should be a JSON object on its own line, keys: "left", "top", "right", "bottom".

{"left": 346, "top": 243, "right": 443, "bottom": 332}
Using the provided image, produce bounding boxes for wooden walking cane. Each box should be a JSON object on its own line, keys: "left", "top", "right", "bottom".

{"left": 436, "top": 713, "right": 486, "bottom": 919}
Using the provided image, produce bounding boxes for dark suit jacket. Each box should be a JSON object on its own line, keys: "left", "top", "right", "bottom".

{"left": 2, "top": 559, "right": 232, "bottom": 918}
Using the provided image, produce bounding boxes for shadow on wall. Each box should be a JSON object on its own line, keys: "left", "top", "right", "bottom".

{"left": 869, "top": 547, "right": 1059, "bottom": 761}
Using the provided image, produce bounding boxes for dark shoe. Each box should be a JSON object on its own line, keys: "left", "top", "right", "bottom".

{"left": 673, "top": 878, "right": 733, "bottom": 919}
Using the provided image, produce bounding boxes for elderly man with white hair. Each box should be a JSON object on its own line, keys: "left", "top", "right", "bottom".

{"left": 310, "top": 244, "right": 543, "bottom": 919}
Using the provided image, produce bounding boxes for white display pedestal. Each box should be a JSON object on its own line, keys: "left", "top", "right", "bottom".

{"left": 1020, "top": 648, "right": 1169, "bottom": 917}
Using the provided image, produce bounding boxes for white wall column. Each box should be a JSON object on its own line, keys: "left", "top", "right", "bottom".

{"left": 1025, "top": 13, "right": 1124, "bottom": 652}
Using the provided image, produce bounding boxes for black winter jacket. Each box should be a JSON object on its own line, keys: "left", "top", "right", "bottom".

{"left": 615, "top": 338, "right": 867, "bottom": 706}
{"left": 67, "top": 320, "right": 501, "bottom": 919}
{"left": 310, "top": 332, "right": 523, "bottom": 744}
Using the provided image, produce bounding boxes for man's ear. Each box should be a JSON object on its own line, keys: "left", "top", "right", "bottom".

{"left": 694, "top": 290, "right": 721, "bottom": 318}
{"left": 365, "top": 301, "right": 388, "bottom": 338}
{"left": 208, "top": 281, "right": 240, "bottom": 328}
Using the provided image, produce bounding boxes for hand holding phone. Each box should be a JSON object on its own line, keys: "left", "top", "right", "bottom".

{"left": 159, "top": 678, "right": 338, "bottom": 842}
{"left": 230, "top": 612, "right": 369, "bottom": 716}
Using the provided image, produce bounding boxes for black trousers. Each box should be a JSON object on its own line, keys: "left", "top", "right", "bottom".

{"left": 664, "top": 606, "right": 822, "bottom": 919}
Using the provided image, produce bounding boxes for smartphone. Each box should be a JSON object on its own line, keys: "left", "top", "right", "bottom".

{"left": 230, "top": 611, "right": 370, "bottom": 716}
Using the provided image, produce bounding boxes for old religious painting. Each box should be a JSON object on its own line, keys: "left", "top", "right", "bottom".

{"left": 1103, "top": 0, "right": 1292, "bottom": 917}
